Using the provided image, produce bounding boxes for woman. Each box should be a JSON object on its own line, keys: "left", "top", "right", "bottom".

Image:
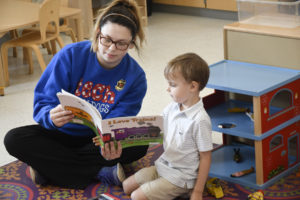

{"left": 4, "top": 0, "right": 148, "bottom": 189}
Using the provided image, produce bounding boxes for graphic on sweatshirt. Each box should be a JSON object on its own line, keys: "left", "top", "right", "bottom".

{"left": 115, "top": 79, "right": 126, "bottom": 91}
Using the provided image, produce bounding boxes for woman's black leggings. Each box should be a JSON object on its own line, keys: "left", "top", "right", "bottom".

{"left": 4, "top": 124, "right": 148, "bottom": 189}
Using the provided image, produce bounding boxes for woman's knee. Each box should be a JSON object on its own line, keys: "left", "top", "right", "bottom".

{"left": 4, "top": 126, "right": 33, "bottom": 154}
{"left": 4, "top": 128, "right": 22, "bottom": 149}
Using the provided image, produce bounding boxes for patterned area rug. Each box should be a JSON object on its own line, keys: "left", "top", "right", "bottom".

{"left": 1, "top": 144, "right": 300, "bottom": 200}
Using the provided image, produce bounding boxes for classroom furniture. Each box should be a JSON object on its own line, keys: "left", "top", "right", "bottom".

{"left": 153, "top": 0, "right": 237, "bottom": 11}
{"left": 68, "top": 0, "right": 93, "bottom": 39}
{"left": 26, "top": 0, "right": 78, "bottom": 43}
{"left": 153, "top": 0, "right": 205, "bottom": 8}
{"left": 1, "top": 0, "right": 64, "bottom": 87}
{"left": 22, "top": 0, "right": 77, "bottom": 53}
{"left": 0, "top": 0, "right": 83, "bottom": 96}
{"left": 59, "top": 0, "right": 77, "bottom": 42}
{"left": 136, "top": 0, "right": 148, "bottom": 26}
{"left": 91, "top": 0, "right": 148, "bottom": 27}
{"left": 223, "top": 22, "right": 300, "bottom": 70}
{"left": 204, "top": 60, "right": 300, "bottom": 189}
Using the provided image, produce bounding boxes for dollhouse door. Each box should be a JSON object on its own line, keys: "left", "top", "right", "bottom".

{"left": 288, "top": 134, "right": 299, "bottom": 166}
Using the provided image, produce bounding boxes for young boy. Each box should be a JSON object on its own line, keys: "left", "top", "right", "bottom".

{"left": 122, "top": 53, "right": 213, "bottom": 200}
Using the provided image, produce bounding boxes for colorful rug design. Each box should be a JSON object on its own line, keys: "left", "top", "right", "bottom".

{"left": 1, "top": 144, "right": 300, "bottom": 200}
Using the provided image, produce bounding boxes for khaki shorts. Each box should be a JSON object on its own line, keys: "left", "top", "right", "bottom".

{"left": 134, "top": 166, "right": 190, "bottom": 200}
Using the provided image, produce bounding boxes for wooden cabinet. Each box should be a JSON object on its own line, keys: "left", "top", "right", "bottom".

{"left": 224, "top": 22, "right": 300, "bottom": 70}
{"left": 206, "top": 0, "right": 237, "bottom": 11}
{"left": 153, "top": 0, "right": 205, "bottom": 8}
{"left": 153, "top": 0, "right": 237, "bottom": 11}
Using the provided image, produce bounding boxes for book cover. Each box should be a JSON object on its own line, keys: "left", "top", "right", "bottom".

{"left": 57, "top": 90, "right": 163, "bottom": 149}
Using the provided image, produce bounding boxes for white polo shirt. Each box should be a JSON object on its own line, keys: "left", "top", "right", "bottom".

{"left": 155, "top": 99, "right": 213, "bottom": 189}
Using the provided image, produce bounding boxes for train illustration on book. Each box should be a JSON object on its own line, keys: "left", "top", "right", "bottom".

{"left": 57, "top": 91, "right": 164, "bottom": 149}
{"left": 101, "top": 126, "right": 162, "bottom": 143}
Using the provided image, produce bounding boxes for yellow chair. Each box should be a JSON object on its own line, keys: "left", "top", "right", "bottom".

{"left": 1, "top": 0, "right": 64, "bottom": 86}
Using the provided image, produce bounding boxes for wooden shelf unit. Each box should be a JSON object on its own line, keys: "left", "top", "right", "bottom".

{"left": 204, "top": 60, "right": 300, "bottom": 189}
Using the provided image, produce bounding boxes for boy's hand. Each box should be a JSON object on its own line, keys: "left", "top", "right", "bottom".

{"left": 50, "top": 104, "right": 74, "bottom": 127}
{"left": 190, "top": 191, "right": 203, "bottom": 200}
{"left": 101, "top": 141, "right": 122, "bottom": 160}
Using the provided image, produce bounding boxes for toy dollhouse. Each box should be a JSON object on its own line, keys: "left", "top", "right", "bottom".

{"left": 204, "top": 60, "right": 300, "bottom": 189}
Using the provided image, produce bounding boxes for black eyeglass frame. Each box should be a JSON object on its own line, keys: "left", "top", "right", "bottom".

{"left": 98, "top": 34, "right": 133, "bottom": 51}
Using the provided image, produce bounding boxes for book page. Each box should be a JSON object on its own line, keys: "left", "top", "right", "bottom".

{"left": 57, "top": 90, "right": 102, "bottom": 135}
{"left": 101, "top": 115, "right": 164, "bottom": 148}
{"left": 57, "top": 90, "right": 164, "bottom": 149}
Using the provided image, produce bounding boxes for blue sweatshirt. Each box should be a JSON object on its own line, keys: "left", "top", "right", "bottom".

{"left": 33, "top": 41, "right": 147, "bottom": 136}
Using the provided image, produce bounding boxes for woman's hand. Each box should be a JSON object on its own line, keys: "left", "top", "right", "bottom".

{"left": 101, "top": 141, "right": 122, "bottom": 160}
{"left": 50, "top": 104, "right": 74, "bottom": 127}
{"left": 93, "top": 136, "right": 102, "bottom": 146}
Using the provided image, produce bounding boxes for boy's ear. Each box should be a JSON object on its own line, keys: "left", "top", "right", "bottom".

{"left": 190, "top": 81, "right": 200, "bottom": 91}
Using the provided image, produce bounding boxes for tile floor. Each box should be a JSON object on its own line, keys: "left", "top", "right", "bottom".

{"left": 0, "top": 12, "right": 234, "bottom": 166}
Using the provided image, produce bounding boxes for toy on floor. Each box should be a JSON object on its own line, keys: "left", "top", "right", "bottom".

{"left": 231, "top": 166, "right": 255, "bottom": 178}
{"left": 206, "top": 177, "right": 224, "bottom": 199}
{"left": 247, "top": 190, "right": 264, "bottom": 200}
{"left": 227, "top": 107, "right": 254, "bottom": 121}
{"left": 233, "top": 148, "right": 242, "bottom": 163}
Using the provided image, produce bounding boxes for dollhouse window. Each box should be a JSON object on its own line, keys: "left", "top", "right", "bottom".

{"left": 270, "top": 135, "right": 283, "bottom": 152}
{"left": 269, "top": 89, "right": 292, "bottom": 116}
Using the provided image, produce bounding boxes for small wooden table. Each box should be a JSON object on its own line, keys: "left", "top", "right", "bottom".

{"left": 0, "top": 0, "right": 83, "bottom": 96}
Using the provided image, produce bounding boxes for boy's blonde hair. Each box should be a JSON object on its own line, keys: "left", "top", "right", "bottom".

{"left": 164, "top": 53, "right": 210, "bottom": 91}
{"left": 91, "top": 0, "right": 145, "bottom": 53}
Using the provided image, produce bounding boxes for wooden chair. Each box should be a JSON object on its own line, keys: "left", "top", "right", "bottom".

{"left": 20, "top": 0, "right": 76, "bottom": 58}
{"left": 24, "top": 0, "right": 77, "bottom": 44}
{"left": 1, "top": 0, "right": 64, "bottom": 86}
{"left": 58, "top": 0, "right": 77, "bottom": 42}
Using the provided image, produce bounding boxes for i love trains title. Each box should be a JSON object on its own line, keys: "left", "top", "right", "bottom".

{"left": 107, "top": 116, "right": 157, "bottom": 125}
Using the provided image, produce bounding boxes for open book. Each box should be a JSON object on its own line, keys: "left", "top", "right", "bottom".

{"left": 57, "top": 90, "right": 163, "bottom": 149}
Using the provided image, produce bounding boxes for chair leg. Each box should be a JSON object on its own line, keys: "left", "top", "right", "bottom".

{"left": 68, "top": 29, "right": 77, "bottom": 42}
{"left": 9, "top": 30, "right": 19, "bottom": 58}
{"left": 31, "top": 45, "right": 46, "bottom": 71}
{"left": 50, "top": 40, "right": 57, "bottom": 55}
{"left": 43, "top": 42, "right": 52, "bottom": 55}
{"left": 56, "top": 36, "right": 65, "bottom": 50}
{"left": 24, "top": 48, "right": 34, "bottom": 74}
{"left": 0, "top": 43, "right": 11, "bottom": 86}
{"left": 0, "top": 51, "right": 5, "bottom": 95}
{"left": 12, "top": 47, "right": 18, "bottom": 58}
{"left": 23, "top": 47, "right": 28, "bottom": 64}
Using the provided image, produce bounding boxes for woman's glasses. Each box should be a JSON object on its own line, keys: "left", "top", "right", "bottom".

{"left": 99, "top": 34, "right": 132, "bottom": 51}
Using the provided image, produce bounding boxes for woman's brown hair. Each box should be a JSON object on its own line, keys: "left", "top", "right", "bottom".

{"left": 91, "top": 0, "right": 145, "bottom": 53}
